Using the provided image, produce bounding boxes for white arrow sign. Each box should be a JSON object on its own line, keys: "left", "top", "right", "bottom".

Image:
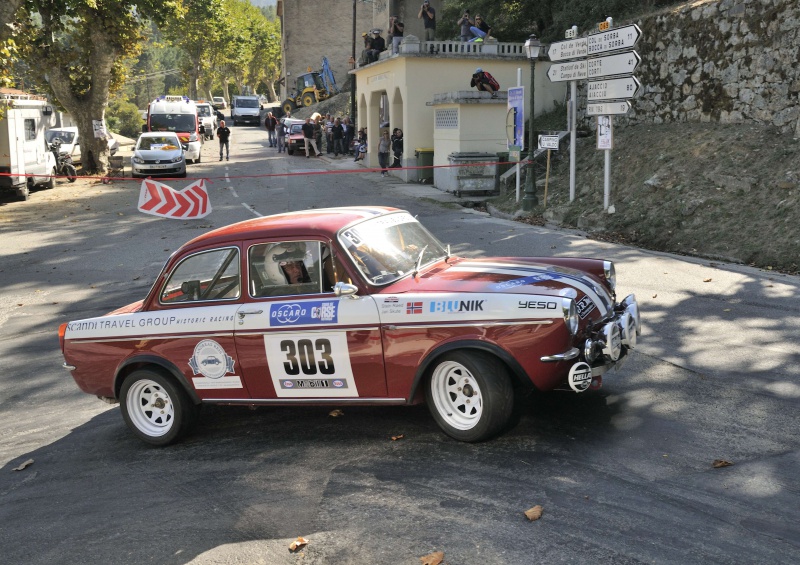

{"left": 587, "top": 76, "right": 641, "bottom": 101}
{"left": 586, "top": 101, "right": 632, "bottom": 116}
{"left": 547, "top": 60, "right": 587, "bottom": 82}
{"left": 538, "top": 135, "right": 560, "bottom": 150}
{"left": 587, "top": 51, "right": 641, "bottom": 79}
{"left": 587, "top": 24, "right": 642, "bottom": 55}
{"left": 548, "top": 37, "right": 588, "bottom": 62}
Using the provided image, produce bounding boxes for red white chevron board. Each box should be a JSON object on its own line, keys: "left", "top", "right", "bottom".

{"left": 137, "top": 179, "right": 212, "bottom": 219}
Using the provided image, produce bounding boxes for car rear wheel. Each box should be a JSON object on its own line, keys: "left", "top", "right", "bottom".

{"left": 425, "top": 351, "right": 515, "bottom": 442}
{"left": 120, "top": 369, "right": 198, "bottom": 446}
{"left": 65, "top": 164, "right": 77, "bottom": 182}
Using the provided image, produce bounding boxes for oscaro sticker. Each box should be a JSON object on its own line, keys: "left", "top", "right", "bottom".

{"left": 568, "top": 362, "right": 593, "bottom": 392}
{"left": 189, "top": 339, "right": 235, "bottom": 379}
{"left": 270, "top": 300, "right": 339, "bottom": 326}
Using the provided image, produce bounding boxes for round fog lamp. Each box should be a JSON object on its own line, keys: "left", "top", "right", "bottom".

{"left": 602, "top": 321, "right": 622, "bottom": 361}
{"left": 617, "top": 312, "right": 636, "bottom": 349}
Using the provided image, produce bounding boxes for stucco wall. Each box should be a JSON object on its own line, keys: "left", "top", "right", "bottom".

{"left": 586, "top": 0, "right": 800, "bottom": 134}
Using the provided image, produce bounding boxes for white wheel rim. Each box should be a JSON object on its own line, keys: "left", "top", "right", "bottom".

{"left": 126, "top": 379, "right": 175, "bottom": 438}
{"left": 430, "top": 361, "right": 483, "bottom": 431}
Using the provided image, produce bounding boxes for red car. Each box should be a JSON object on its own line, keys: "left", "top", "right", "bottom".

{"left": 59, "top": 207, "right": 640, "bottom": 445}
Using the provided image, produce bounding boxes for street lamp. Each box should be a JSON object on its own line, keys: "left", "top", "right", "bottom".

{"left": 522, "top": 35, "right": 543, "bottom": 211}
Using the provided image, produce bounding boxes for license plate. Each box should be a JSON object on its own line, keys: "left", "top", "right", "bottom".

{"left": 148, "top": 164, "right": 170, "bottom": 169}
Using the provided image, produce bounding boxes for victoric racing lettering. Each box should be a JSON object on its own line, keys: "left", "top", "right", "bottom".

{"left": 518, "top": 300, "right": 558, "bottom": 309}
{"left": 429, "top": 300, "right": 485, "bottom": 313}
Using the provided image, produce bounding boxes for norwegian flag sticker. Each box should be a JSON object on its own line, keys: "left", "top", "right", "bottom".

{"left": 406, "top": 302, "right": 423, "bottom": 314}
{"left": 137, "top": 178, "right": 212, "bottom": 219}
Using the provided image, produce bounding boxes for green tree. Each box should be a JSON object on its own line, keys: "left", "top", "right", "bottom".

{"left": 15, "top": 0, "right": 182, "bottom": 172}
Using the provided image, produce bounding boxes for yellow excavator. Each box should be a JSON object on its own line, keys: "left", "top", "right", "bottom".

{"left": 281, "top": 70, "right": 330, "bottom": 115}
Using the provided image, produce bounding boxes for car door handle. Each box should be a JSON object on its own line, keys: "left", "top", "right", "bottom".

{"left": 237, "top": 309, "right": 263, "bottom": 319}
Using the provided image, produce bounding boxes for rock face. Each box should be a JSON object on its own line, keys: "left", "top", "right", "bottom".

{"left": 578, "top": 0, "right": 800, "bottom": 135}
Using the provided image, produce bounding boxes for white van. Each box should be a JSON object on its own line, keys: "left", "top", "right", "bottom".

{"left": 230, "top": 95, "right": 262, "bottom": 126}
{"left": 0, "top": 92, "right": 57, "bottom": 201}
{"left": 144, "top": 95, "right": 203, "bottom": 163}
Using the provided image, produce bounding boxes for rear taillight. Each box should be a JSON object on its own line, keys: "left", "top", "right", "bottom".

{"left": 58, "top": 322, "right": 67, "bottom": 353}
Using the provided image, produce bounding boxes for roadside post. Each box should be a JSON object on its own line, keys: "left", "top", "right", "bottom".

{"left": 508, "top": 85, "right": 525, "bottom": 202}
{"left": 538, "top": 134, "right": 560, "bottom": 208}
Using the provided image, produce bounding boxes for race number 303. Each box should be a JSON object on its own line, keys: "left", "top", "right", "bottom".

{"left": 264, "top": 331, "right": 358, "bottom": 397}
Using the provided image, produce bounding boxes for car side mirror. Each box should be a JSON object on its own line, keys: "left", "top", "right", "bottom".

{"left": 333, "top": 282, "right": 359, "bottom": 298}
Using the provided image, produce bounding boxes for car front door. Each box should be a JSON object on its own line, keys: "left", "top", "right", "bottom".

{"left": 234, "top": 239, "right": 388, "bottom": 401}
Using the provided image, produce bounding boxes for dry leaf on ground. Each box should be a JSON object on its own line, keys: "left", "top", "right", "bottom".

{"left": 289, "top": 536, "right": 308, "bottom": 552}
{"left": 703, "top": 278, "right": 713, "bottom": 282}
{"left": 391, "top": 434, "right": 405, "bottom": 441}
{"left": 524, "top": 505, "right": 544, "bottom": 521}
{"left": 13, "top": 459, "right": 34, "bottom": 471}
{"left": 329, "top": 409, "right": 344, "bottom": 417}
{"left": 419, "top": 550, "right": 444, "bottom": 565}
{"left": 712, "top": 459, "right": 734, "bottom": 468}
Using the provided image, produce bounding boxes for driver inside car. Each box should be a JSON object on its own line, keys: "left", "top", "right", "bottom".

{"left": 279, "top": 259, "right": 310, "bottom": 284}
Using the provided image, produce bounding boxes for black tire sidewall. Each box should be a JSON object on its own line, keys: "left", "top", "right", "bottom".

{"left": 424, "top": 351, "right": 515, "bottom": 442}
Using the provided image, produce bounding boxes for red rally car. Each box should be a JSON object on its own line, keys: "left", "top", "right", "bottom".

{"left": 59, "top": 207, "right": 640, "bottom": 445}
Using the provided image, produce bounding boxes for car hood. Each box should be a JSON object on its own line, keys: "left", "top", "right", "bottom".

{"left": 383, "top": 257, "right": 615, "bottom": 319}
{"left": 135, "top": 148, "right": 183, "bottom": 160}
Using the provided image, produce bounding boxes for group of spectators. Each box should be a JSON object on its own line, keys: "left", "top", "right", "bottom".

{"left": 264, "top": 111, "right": 358, "bottom": 158}
{"left": 457, "top": 11, "right": 492, "bottom": 42}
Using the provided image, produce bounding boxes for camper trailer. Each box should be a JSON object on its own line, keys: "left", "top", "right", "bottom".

{"left": 0, "top": 92, "right": 57, "bottom": 201}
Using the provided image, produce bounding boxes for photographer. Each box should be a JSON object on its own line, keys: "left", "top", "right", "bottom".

{"left": 388, "top": 15, "right": 404, "bottom": 54}
{"left": 470, "top": 68, "right": 499, "bottom": 98}
{"left": 458, "top": 10, "right": 474, "bottom": 42}
{"left": 417, "top": 0, "right": 436, "bottom": 41}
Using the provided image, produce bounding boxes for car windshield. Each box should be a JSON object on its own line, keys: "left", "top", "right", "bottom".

{"left": 290, "top": 124, "right": 303, "bottom": 133}
{"left": 338, "top": 213, "right": 447, "bottom": 284}
{"left": 149, "top": 113, "right": 196, "bottom": 133}
{"left": 45, "top": 131, "right": 75, "bottom": 144}
{"left": 236, "top": 98, "right": 259, "bottom": 108}
{"left": 137, "top": 136, "right": 180, "bottom": 150}
{"left": 196, "top": 105, "right": 212, "bottom": 117}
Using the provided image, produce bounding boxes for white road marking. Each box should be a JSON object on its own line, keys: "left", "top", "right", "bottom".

{"left": 242, "top": 203, "right": 261, "bottom": 217}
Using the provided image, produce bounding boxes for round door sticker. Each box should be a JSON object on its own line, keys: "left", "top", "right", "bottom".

{"left": 189, "top": 339, "right": 234, "bottom": 379}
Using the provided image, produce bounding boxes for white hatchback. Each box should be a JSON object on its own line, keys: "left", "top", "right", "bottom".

{"left": 131, "top": 132, "right": 187, "bottom": 178}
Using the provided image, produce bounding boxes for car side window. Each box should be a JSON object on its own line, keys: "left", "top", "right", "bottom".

{"left": 160, "top": 247, "right": 240, "bottom": 303}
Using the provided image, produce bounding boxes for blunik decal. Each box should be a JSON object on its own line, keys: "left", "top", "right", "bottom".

{"left": 189, "top": 339, "right": 242, "bottom": 389}
{"left": 269, "top": 300, "right": 339, "bottom": 326}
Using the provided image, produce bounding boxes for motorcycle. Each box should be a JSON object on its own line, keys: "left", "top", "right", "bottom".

{"left": 49, "top": 139, "right": 78, "bottom": 183}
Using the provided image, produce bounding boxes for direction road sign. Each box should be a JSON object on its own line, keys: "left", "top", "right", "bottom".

{"left": 587, "top": 76, "right": 641, "bottom": 101}
{"left": 538, "top": 135, "right": 560, "bottom": 150}
{"left": 547, "top": 60, "right": 587, "bottom": 82}
{"left": 548, "top": 37, "right": 588, "bottom": 62}
{"left": 587, "top": 24, "right": 642, "bottom": 55}
{"left": 586, "top": 101, "right": 632, "bottom": 116}
{"left": 587, "top": 51, "right": 641, "bottom": 79}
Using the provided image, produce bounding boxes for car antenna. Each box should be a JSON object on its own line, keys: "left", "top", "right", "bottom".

{"left": 412, "top": 245, "right": 428, "bottom": 278}
{"left": 444, "top": 244, "right": 451, "bottom": 264}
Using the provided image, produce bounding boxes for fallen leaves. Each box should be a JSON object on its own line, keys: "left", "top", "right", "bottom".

{"left": 328, "top": 409, "right": 344, "bottom": 418}
{"left": 13, "top": 459, "right": 34, "bottom": 471}
{"left": 712, "top": 459, "right": 734, "bottom": 468}
{"left": 524, "top": 505, "right": 543, "bottom": 521}
{"left": 703, "top": 278, "right": 712, "bottom": 283}
{"left": 288, "top": 536, "right": 308, "bottom": 552}
{"left": 391, "top": 434, "right": 405, "bottom": 441}
{"left": 419, "top": 551, "right": 444, "bottom": 565}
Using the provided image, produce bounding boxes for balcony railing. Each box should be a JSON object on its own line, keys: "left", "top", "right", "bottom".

{"left": 375, "top": 36, "right": 527, "bottom": 63}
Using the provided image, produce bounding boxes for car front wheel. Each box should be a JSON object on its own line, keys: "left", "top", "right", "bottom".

{"left": 425, "top": 351, "right": 515, "bottom": 442}
{"left": 120, "top": 369, "right": 198, "bottom": 446}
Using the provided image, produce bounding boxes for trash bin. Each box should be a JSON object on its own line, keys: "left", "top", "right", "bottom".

{"left": 415, "top": 148, "right": 434, "bottom": 182}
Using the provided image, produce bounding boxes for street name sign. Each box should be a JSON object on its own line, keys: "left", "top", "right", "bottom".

{"left": 586, "top": 101, "right": 632, "bottom": 116}
{"left": 587, "top": 51, "right": 641, "bottom": 79}
{"left": 538, "top": 135, "right": 560, "bottom": 150}
{"left": 547, "top": 60, "right": 587, "bottom": 82}
{"left": 587, "top": 24, "right": 642, "bottom": 55}
{"left": 587, "top": 76, "right": 642, "bottom": 101}
{"left": 548, "top": 37, "right": 588, "bottom": 62}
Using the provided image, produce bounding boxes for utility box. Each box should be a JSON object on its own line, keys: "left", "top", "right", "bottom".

{"left": 415, "top": 148, "right": 434, "bottom": 182}
{"left": 445, "top": 152, "right": 498, "bottom": 196}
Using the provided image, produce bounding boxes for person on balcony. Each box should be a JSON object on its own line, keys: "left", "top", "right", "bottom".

{"left": 458, "top": 10, "right": 474, "bottom": 42}
{"left": 388, "top": 16, "right": 404, "bottom": 54}
{"left": 469, "top": 14, "right": 492, "bottom": 42}
{"left": 418, "top": 0, "right": 436, "bottom": 41}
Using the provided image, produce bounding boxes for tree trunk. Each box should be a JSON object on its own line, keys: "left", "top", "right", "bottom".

{"left": 0, "top": 0, "right": 25, "bottom": 43}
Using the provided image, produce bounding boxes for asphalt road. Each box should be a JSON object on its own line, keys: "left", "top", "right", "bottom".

{"left": 1, "top": 124, "right": 798, "bottom": 564}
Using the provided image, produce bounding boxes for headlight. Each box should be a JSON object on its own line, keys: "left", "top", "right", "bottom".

{"left": 603, "top": 260, "right": 616, "bottom": 291}
{"left": 132, "top": 156, "right": 144, "bottom": 164}
{"left": 562, "top": 298, "right": 579, "bottom": 336}
{"left": 601, "top": 321, "right": 622, "bottom": 361}
{"left": 621, "top": 294, "right": 640, "bottom": 336}
{"left": 171, "top": 155, "right": 183, "bottom": 163}
{"left": 189, "top": 133, "right": 198, "bottom": 142}
{"left": 616, "top": 311, "right": 636, "bottom": 349}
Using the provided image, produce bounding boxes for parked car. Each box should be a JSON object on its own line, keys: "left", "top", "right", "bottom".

{"left": 195, "top": 102, "right": 217, "bottom": 140}
{"left": 44, "top": 126, "right": 119, "bottom": 166}
{"left": 130, "top": 132, "right": 186, "bottom": 178}
{"left": 59, "top": 207, "right": 640, "bottom": 446}
{"left": 212, "top": 97, "right": 227, "bottom": 110}
{"left": 284, "top": 119, "right": 306, "bottom": 155}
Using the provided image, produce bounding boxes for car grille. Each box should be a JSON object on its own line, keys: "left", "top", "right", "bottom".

{"left": 141, "top": 159, "right": 180, "bottom": 164}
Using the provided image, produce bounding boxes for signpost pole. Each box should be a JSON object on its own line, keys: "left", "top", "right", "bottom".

{"left": 516, "top": 69, "right": 521, "bottom": 203}
{"left": 604, "top": 116, "right": 612, "bottom": 210}
{"left": 569, "top": 80, "right": 577, "bottom": 201}
{"left": 544, "top": 149, "right": 551, "bottom": 208}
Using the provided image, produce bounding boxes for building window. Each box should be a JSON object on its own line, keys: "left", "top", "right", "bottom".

{"left": 24, "top": 119, "right": 36, "bottom": 141}
{"left": 435, "top": 109, "right": 458, "bottom": 129}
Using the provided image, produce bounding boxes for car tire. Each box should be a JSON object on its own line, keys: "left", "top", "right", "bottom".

{"left": 65, "top": 164, "right": 77, "bottom": 183}
{"left": 16, "top": 184, "right": 30, "bottom": 201}
{"left": 178, "top": 171, "right": 187, "bottom": 178}
{"left": 288, "top": 149, "right": 293, "bottom": 155}
{"left": 45, "top": 168, "right": 56, "bottom": 190}
{"left": 195, "top": 153, "right": 201, "bottom": 164}
{"left": 424, "top": 351, "right": 515, "bottom": 442}
{"left": 120, "top": 369, "right": 198, "bottom": 446}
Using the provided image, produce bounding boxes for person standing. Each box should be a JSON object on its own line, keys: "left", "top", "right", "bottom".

{"left": 216, "top": 120, "right": 231, "bottom": 161}
{"left": 302, "top": 118, "right": 321, "bottom": 158}
{"left": 343, "top": 117, "right": 354, "bottom": 154}
{"left": 391, "top": 128, "right": 403, "bottom": 168}
{"left": 388, "top": 16, "right": 404, "bottom": 54}
{"left": 458, "top": 10, "right": 474, "bottom": 42}
{"left": 418, "top": 0, "right": 436, "bottom": 41}
{"left": 276, "top": 119, "right": 287, "bottom": 153}
{"left": 331, "top": 118, "right": 344, "bottom": 157}
{"left": 264, "top": 112, "right": 277, "bottom": 147}
{"left": 325, "top": 114, "right": 334, "bottom": 154}
{"left": 469, "top": 14, "right": 492, "bottom": 42}
{"left": 378, "top": 130, "right": 391, "bottom": 176}
{"left": 314, "top": 116, "right": 324, "bottom": 154}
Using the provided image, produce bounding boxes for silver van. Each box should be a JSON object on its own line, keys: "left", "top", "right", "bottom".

{"left": 230, "top": 95, "right": 262, "bottom": 126}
